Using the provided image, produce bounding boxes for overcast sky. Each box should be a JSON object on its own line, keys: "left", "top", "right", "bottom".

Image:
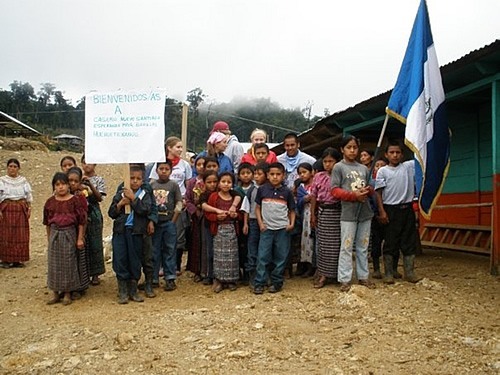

{"left": 2, "top": 0, "right": 499, "bottom": 116}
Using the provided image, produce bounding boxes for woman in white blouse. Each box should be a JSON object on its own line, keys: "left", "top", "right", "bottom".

{"left": 0, "top": 158, "right": 33, "bottom": 268}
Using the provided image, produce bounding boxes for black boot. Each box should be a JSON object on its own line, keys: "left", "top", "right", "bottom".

{"left": 403, "top": 255, "right": 422, "bottom": 283}
{"left": 248, "top": 270, "right": 256, "bottom": 289}
{"left": 128, "top": 280, "right": 144, "bottom": 302}
{"left": 372, "top": 257, "right": 382, "bottom": 279}
{"left": 301, "top": 263, "right": 313, "bottom": 278}
{"left": 240, "top": 270, "right": 249, "bottom": 286}
{"left": 383, "top": 255, "right": 395, "bottom": 284}
{"left": 144, "top": 277, "right": 156, "bottom": 298}
{"left": 117, "top": 279, "right": 129, "bottom": 304}
{"left": 393, "top": 254, "right": 402, "bottom": 279}
{"left": 294, "top": 262, "right": 306, "bottom": 276}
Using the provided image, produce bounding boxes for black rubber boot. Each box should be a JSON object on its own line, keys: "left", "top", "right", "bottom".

{"left": 144, "top": 278, "right": 156, "bottom": 298}
{"left": 128, "top": 280, "right": 144, "bottom": 302}
{"left": 383, "top": 255, "right": 395, "bottom": 284}
{"left": 117, "top": 279, "right": 129, "bottom": 304}
{"left": 240, "top": 270, "right": 249, "bottom": 286}
{"left": 248, "top": 270, "right": 256, "bottom": 289}
{"left": 403, "top": 255, "right": 422, "bottom": 283}
{"left": 393, "top": 254, "right": 402, "bottom": 279}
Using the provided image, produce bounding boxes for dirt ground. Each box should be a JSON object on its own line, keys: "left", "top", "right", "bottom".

{"left": 0, "top": 148, "right": 499, "bottom": 374}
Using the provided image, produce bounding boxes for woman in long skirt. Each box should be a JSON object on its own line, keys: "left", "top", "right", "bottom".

{"left": 0, "top": 158, "right": 33, "bottom": 268}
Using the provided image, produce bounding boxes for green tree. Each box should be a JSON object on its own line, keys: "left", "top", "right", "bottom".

{"left": 9, "top": 81, "right": 35, "bottom": 117}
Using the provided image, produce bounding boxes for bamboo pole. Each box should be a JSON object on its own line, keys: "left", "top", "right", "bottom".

{"left": 123, "top": 163, "right": 130, "bottom": 214}
{"left": 181, "top": 103, "right": 188, "bottom": 159}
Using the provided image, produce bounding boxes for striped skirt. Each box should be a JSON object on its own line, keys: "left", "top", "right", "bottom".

{"left": 0, "top": 201, "right": 30, "bottom": 263}
{"left": 213, "top": 223, "right": 239, "bottom": 283}
{"left": 316, "top": 206, "right": 341, "bottom": 278}
{"left": 47, "top": 226, "right": 81, "bottom": 292}
{"left": 76, "top": 244, "right": 90, "bottom": 292}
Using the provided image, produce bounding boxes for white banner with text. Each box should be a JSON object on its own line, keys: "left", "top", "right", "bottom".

{"left": 85, "top": 89, "right": 167, "bottom": 163}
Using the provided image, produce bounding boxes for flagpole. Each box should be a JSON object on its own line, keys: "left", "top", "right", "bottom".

{"left": 355, "top": 113, "right": 390, "bottom": 220}
{"left": 368, "top": 112, "right": 390, "bottom": 182}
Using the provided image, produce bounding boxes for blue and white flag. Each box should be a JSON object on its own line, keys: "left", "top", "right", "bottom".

{"left": 386, "top": 0, "right": 451, "bottom": 219}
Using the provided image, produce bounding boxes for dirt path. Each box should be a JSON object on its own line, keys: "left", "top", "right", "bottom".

{"left": 0, "top": 149, "right": 498, "bottom": 374}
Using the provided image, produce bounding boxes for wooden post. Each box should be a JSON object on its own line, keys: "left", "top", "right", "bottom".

{"left": 491, "top": 79, "right": 500, "bottom": 275}
{"left": 181, "top": 103, "right": 188, "bottom": 159}
{"left": 123, "top": 163, "right": 131, "bottom": 214}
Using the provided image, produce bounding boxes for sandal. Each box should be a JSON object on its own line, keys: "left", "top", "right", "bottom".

{"left": 212, "top": 279, "right": 223, "bottom": 293}
{"left": 62, "top": 293, "right": 72, "bottom": 306}
{"left": 340, "top": 283, "right": 351, "bottom": 292}
{"left": 193, "top": 274, "right": 202, "bottom": 283}
{"left": 358, "top": 279, "right": 376, "bottom": 289}
{"left": 47, "top": 293, "right": 60, "bottom": 305}
{"left": 313, "top": 276, "right": 327, "bottom": 289}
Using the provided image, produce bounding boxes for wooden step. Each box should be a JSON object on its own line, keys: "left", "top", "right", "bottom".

{"left": 420, "top": 223, "right": 491, "bottom": 255}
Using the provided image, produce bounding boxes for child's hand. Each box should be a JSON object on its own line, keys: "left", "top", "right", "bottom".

{"left": 147, "top": 221, "right": 155, "bottom": 235}
{"left": 259, "top": 223, "right": 267, "bottom": 232}
{"left": 242, "top": 223, "right": 248, "bottom": 235}
{"left": 378, "top": 211, "right": 389, "bottom": 225}
{"left": 286, "top": 223, "right": 294, "bottom": 232}
{"left": 76, "top": 238, "right": 85, "bottom": 250}
{"left": 118, "top": 197, "right": 131, "bottom": 208}
{"left": 122, "top": 188, "right": 135, "bottom": 201}
{"left": 354, "top": 187, "right": 369, "bottom": 202}
{"left": 217, "top": 212, "right": 228, "bottom": 220}
{"left": 310, "top": 214, "right": 317, "bottom": 229}
{"left": 215, "top": 209, "right": 226, "bottom": 215}
{"left": 304, "top": 194, "right": 311, "bottom": 203}
{"left": 228, "top": 211, "right": 238, "bottom": 219}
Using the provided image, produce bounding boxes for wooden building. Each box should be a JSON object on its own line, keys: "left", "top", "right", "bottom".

{"left": 0, "top": 111, "right": 42, "bottom": 137}
{"left": 275, "top": 40, "right": 500, "bottom": 274}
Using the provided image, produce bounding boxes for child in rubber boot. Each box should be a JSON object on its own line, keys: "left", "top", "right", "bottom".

{"left": 108, "top": 165, "right": 153, "bottom": 304}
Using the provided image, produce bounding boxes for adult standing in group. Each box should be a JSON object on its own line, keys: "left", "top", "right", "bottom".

{"left": 196, "top": 131, "right": 234, "bottom": 174}
{"left": 360, "top": 149, "right": 375, "bottom": 171}
{"left": 241, "top": 128, "right": 278, "bottom": 165}
{"left": 210, "top": 121, "right": 244, "bottom": 173}
{"left": 149, "top": 136, "right": 193, "bottom": 274}
{"left": 0, "top": 158, "right": 33, "bottom": 268}
{"left": 277, "top": 133, "right": 316, "bottom": 189}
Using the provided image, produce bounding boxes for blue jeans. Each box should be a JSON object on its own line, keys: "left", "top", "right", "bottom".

{"left": 254, "top": 228, "right": 290, "bottom": 288}
{"left": 245, "top": 219, "right": 260, "bottom": 272}
{"left": 153, "top": 221, "right": 177, "bottom": 282}
{"left": 112, "top": 228, "right": 143, "bottom": 281}
{"left": 338, "top": 220, "right": 371, "bottom": 283}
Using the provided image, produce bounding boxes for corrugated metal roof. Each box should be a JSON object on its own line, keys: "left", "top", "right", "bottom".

{"left": 0, "top": 111, "right": 42, "bottom": 136}
{"left": 273, "top": 39, "right": 500, "bottom": 157}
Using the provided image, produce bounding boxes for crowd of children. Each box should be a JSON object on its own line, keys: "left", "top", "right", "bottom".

{"left": 43, "top": 133, "right": 422, "bottom": 305}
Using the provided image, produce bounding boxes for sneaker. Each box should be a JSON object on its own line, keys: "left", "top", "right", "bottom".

{"left": 253, "top": 286, "right": 264, "bottom": 295}
{"left": 268, "top": 284, "right": 282, "bottom": 293}
{"left": 164, "top": 280, "right": 177, "bottom": 291}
